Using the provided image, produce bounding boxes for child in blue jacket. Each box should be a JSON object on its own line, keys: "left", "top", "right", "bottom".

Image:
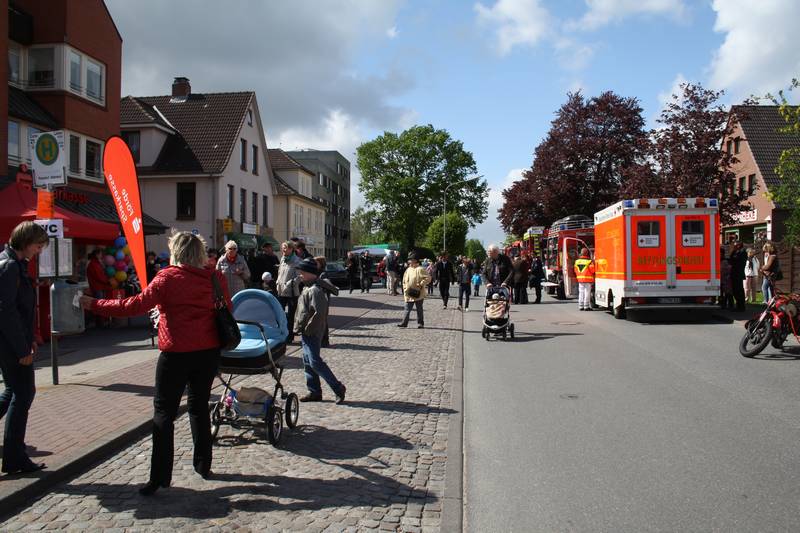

{"left": 471, "top": 272, "right": 482, "bottom": 297}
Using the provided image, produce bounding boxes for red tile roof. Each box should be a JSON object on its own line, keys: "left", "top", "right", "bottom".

{"left": 120, "top": 91, "right": 254, "bottom": 174}
{"left": 267, "top": 148, "right": 316, "bottom": 176}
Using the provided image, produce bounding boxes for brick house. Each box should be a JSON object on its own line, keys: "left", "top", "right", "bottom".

{"left": 722, "top": 105, "right": 800, "bottom": 244}
{"left": 120, "top": 77, "right": 279, "bottom": 253}
{"left": 267, "top": 148, "right": 326, "bottom": 257}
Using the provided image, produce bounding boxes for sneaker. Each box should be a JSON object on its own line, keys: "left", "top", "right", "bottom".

{"left": 442, "top": 305, "right": 447, "bottom": 309}
{"left": 397, "top": 323, "right": 408, "bottom": 328}
{"left": 417, "top": 324, "right": 425, "bottom": 329}
{"left": 299, "top": 393, "right": 323, "bottom": 402}
{"left": 464, "top": 307, "right": 469, "bottom": 312}
{"left": 335, "top": 384, "right": 347, "bottom": 405}
{"left": 457, "top": 306, "right": 463, "bottom": 311}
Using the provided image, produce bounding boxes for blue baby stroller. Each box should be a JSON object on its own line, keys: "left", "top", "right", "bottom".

{"left": 209, "top": 289, "right": 299, "bottom": 446}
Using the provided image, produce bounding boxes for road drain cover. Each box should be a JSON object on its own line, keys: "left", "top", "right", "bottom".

{"left": 560, "top": 394, "right": 580, "bottom": 400}
{"left": 552, "top": 321, "right": 581, "bottom": 326}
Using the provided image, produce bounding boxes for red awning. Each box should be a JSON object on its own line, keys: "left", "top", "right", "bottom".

{"left": 0, "top": 182, "right": 120, "bottom": 242}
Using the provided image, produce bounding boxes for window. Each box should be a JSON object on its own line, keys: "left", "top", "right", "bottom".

{"left": 747, "top": 174, "right": 755, "bottom": 196}
{"left": 240, "top": 139, "right": 247, "bottom": 170}
{"left": 69, "top": 50, "right": 82, "bottom": 91}
{"left": 227, "top": 185, "right": 235, "bottom": 218}
{"left": 69, "top": 135, "right": 80, "bottom": 173}
{"left": 85, "top": 140, "right": 101, "bottom": 179}
{"left": 8, "top": 121, "right": 20, "bottom": 160}
{"left": 240, "top": 188, "right": 247, "bottom": 222}
{"left": 681, "top": 220, "right": 705, "bottom": 247}
{"left": 121, "top": 131, "right": 140, "bottom": 164}
{"left": 636, "top": 221, "right": 660, "bottom": 248}
{"left": 252, "top": 191, "right": 258, "bottom": 224}
{"left": 247, "top": 109, "right": 253, "bottom": 126}
{"left": 738, "top": 177, "right": 745, "bottom": 195}
{"left": 176, "top": 183, "right": 196, "bottom": 220}
{"left": 726, "top": 139, "right": 732, "bottom": 154}
{"left": 28, "top": 47, "right": 55, "bottom": 87}
{"left": 734, "top": 137, "right": 741, "bottom": 154}
{"left": 307, "top": 208, "right": 312, "bottom": 231}
{"left": 252, "top": 145, "right": 258, "bottom": 175}
{"left": 86, "top": 59, "right": 103, "bottom": 100}
{"left": 319, "top": 172, "right": 324, "bottom": 186}
{"left": 337, "top": 162, "right": 341, "bottom": 175}
{"left": 262, "top": 195, "right": 268, "bottom": 227}
{"left": 8, "top": 48, "right": 21, "bottom": 84}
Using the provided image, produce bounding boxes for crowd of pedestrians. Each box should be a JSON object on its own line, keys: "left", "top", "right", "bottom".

{"left": 719, "top": 241, "right": 781, "bottom": 309}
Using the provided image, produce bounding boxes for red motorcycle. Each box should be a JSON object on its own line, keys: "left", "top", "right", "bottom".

{"left": 739, "top": 291, "right": 800, "bottom": 357}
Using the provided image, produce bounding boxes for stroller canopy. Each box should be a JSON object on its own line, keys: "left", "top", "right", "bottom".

{"left": 224, "top": 289, "right": 288, "bottom": 358}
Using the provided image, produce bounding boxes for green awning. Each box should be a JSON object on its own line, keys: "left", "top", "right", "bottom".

{"left": 226, "top": 233, "right": 258, "bottom": 249}
{"left": 257, "top": 235, "right": 281, "bottom": 248}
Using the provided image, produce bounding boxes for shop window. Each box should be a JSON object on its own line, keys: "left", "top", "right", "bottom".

{"left": 27, "top": 47, "right": 55, "bottom": 88}
{"left": 227, "top": 185, "right": 234, "bottom": 218}
{"left": 86, "top": 59, "right": 104, "bottom": 101}
{"left": 176, "top": 182, "right": 196, "bottom": 220}
{"left": 8, "top": 47, "right": 21, "bottom": 85}
{"left": 8, "top": 121, "right": 20, "bottom": 160}
{"left": 636, "top": 221, "right": 660, "bottom": 248}
{"left": 121, "top": 131, "right": 140, "bottom": 164}
{"left": 69, "top": 50, "right": 82, "bottom": 91}
{"left": 85, "top": 140, "right": 102, "bottom": 179}
{"left": 69, "top": 135, "right": 80, "bottom": 173}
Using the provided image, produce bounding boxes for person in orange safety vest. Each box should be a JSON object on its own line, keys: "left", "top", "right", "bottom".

{"left": 573, "top": 248, "right": 595, "bottom": 311}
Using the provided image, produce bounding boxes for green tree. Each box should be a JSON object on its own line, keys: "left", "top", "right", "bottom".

{"left": 502, "top": 234, "right": 520, "bottom": 247}
{"left": 464, "top": 238, "right": 487, "bottom": 264}
{"left": 350, "top": 206, "right": 386, "bottom": 246}
{"left": 424, "top": 212, "right": 469, "bottom": 256}
{"left": 767, "top": 79, "right": 800, "bottom": 246}
{"left": 357, "top": 124, "right": 489, "bottom": 251}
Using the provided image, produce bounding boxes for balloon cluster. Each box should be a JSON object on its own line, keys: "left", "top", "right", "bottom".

{"left": 102, "top": 236, "right": 133, "bottom": 289}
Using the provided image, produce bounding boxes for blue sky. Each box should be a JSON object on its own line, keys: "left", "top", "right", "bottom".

{"left": 107, "top": 0, "right": 800, "bottom": 247}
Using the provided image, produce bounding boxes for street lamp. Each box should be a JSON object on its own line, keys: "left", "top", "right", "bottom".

{"left": 443, "top": 175, "right": 482, "bottom": 255}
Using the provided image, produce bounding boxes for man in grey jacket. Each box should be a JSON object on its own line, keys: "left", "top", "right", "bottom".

{"left": 294, "top": 258, "right": 346, "bottom": 404}
{"left": 276, "top": 241, "right": 301, "bottom": 343}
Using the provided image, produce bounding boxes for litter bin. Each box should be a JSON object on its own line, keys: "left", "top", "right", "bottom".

{"left": 50, "top": 280, "right": 88, "bottom": 335}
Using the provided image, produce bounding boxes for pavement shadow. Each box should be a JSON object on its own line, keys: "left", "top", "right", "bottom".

{"left": 479, "top": 332, "right": 583, "bottom": 343}
{"left": 59, "top": 462, "right": 432, "bottom": 518}
{"left": 329, "top": 343, "right": 408, "bottom": 352}
{"left": 627, "top": 309, "right": 730, "bottom": 325}
{"left": 343, "top": 400, "right": 456, "bottom": 415}
{"left": 747, "top": 345, "right": 800, "bottom": 361}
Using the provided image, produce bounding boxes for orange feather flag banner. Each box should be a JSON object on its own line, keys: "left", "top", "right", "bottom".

{"left": 102, "top": 136, "right": 149, "bottom": 288}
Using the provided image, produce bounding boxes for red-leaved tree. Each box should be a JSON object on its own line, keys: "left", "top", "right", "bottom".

{"left": 499, "top": 91, "right": 650, "bottom": 235}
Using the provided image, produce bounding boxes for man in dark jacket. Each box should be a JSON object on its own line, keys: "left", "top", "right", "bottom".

{"left": 250, "top": 243, "right": 280, "bottom": 288}
{"left": 729, "top": 242, "right": 747, "bottom": 311}
{"left": 435, "top": 253, "right": 455, "bottom": 309}
{"left": 456, "top": 256, "right": 474, "bottom": 311}
{"left": 529, "top": 254, "right": 545, "bottom": 303}
{"left": 481, "top": 244, "right": 513, "bottom": 290}
{"left": 358, "top": 251, "right": 373, "bottom": 293}
{"left": 345, "top": 252, "right": 359, "bottom": 294}
{"left": 0, "top": 221, "right": 49, "bottom": 474}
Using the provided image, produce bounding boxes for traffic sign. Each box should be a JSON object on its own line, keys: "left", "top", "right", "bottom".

{"left": 29, "top": 131, "right": 67, "bottom": 188}
{"left": 35, "top": 219, "right": 64, "bottom": 238}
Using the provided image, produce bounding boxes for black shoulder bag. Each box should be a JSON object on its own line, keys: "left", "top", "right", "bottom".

{"left": 211, "top": 273, "right": 241, "bottom": 350}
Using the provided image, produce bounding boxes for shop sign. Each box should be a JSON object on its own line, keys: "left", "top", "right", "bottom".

{"left": 29, "top": 131, "right": 67, "bottom": 188}
{"left": 734, "top": 209, "right": 758, "bottom": 224}
{"left": 222, "top": 219, "right": 234, "bottom": 232}
{"left": 35, "top": 219, "right": 64, "bottom": 238}
{"left": 242, "top": 222, "right": 258, "bottom": 235}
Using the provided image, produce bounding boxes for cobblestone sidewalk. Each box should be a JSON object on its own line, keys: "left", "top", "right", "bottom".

{"left": 2, "top": 297, "right": 462, "bottom": 532}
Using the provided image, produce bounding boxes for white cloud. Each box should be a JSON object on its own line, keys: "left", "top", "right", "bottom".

{"left": 568, "top": 0, "right": 687, "bottom": 31}
{"left": 657, "top": 73, "right": 688, "bottom": 108}
{"left": 469, "top": 168, "right": 525, "bottom": 244}
{"left": 387, "top": 26, "right": 399, "bottom": 39}
{"left": 708, "top": 0, "right": 800, "bottom": 99}
{"left": 474, "top": 0, "right": 552, "bottom": 56}
{"left": 554, "top": 38, "right": 597, "bottom": 72}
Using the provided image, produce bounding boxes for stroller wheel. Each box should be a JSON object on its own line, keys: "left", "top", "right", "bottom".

{"left": 266, "top": 403, "right": 283, "bottom": 446}
{"left": 285, "top": 393, "right": 300, "bottom": 429}
{"left": 209, "top": 402, "right": 222, "bottom": 441}
{"left": 502, "top": 329, "right": 507, "bottom": 340}
{"left": 509, "top": 323, "right": 515, "bottom": 339}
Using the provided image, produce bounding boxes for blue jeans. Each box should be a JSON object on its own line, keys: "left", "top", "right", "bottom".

{"left": 762, "top": 277, "right": 774, "bottom": 302}
{"left": 301, "top": 335, "right": 342, "bottom": 397}
{"left": 0, "top": 353, "right": 36, "bottom": 471}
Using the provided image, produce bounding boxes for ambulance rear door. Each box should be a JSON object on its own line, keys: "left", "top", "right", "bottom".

{"left": 670, "top": 210, "right": 718, "bottom": 290}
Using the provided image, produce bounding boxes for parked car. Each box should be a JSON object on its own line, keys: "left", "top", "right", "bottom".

{"left": 323, "top": 261, "right": 351, "bottom": 288}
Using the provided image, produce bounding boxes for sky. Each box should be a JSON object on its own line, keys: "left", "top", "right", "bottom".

{"left": 105, "top": 0, "right": 800, "bottom": 247}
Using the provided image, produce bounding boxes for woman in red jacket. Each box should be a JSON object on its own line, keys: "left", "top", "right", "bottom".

{"left": 80, "top": 232, "right": 232, "bottom": 496}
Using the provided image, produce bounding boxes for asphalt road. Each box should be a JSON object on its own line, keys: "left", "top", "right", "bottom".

{"left": 463, "top": 293, "right": 800, "bottom": 533}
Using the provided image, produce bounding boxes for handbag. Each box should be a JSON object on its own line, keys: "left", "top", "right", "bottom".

{"left": 211, "top": 272, "right": 241, "bottom": 350}
{"left": 406, "top": 287, "right": 421, "bottom": 298}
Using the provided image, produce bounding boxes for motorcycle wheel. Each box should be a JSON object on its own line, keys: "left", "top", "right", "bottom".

{"left": 739, "top": 318, "right": 773, "bottom": 357}
{"left": 771, "top": 327, "right": 788, "bottom": 350}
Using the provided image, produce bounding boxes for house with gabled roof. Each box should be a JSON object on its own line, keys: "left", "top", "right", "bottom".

{"left": 267, "top": 148, "right": 326, "bottom": 257}
{"left": 120, "top": 77, "right": 278, "bottom": 252}
{"left": 723, "top": 105, "right": 800, "bottom": 244}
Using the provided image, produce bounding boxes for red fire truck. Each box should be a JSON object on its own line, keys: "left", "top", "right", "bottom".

{"left": 542, "top": 215, "right": 595, "bottom": 299}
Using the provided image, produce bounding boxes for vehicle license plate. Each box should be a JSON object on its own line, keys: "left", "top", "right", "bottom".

{"left": 658, "top": 297, "right": 681, "bottom": 304}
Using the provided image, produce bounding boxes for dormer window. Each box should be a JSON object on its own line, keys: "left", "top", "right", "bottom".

{"left": 121, "top": 131, "right": 141, "bottom": 164}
